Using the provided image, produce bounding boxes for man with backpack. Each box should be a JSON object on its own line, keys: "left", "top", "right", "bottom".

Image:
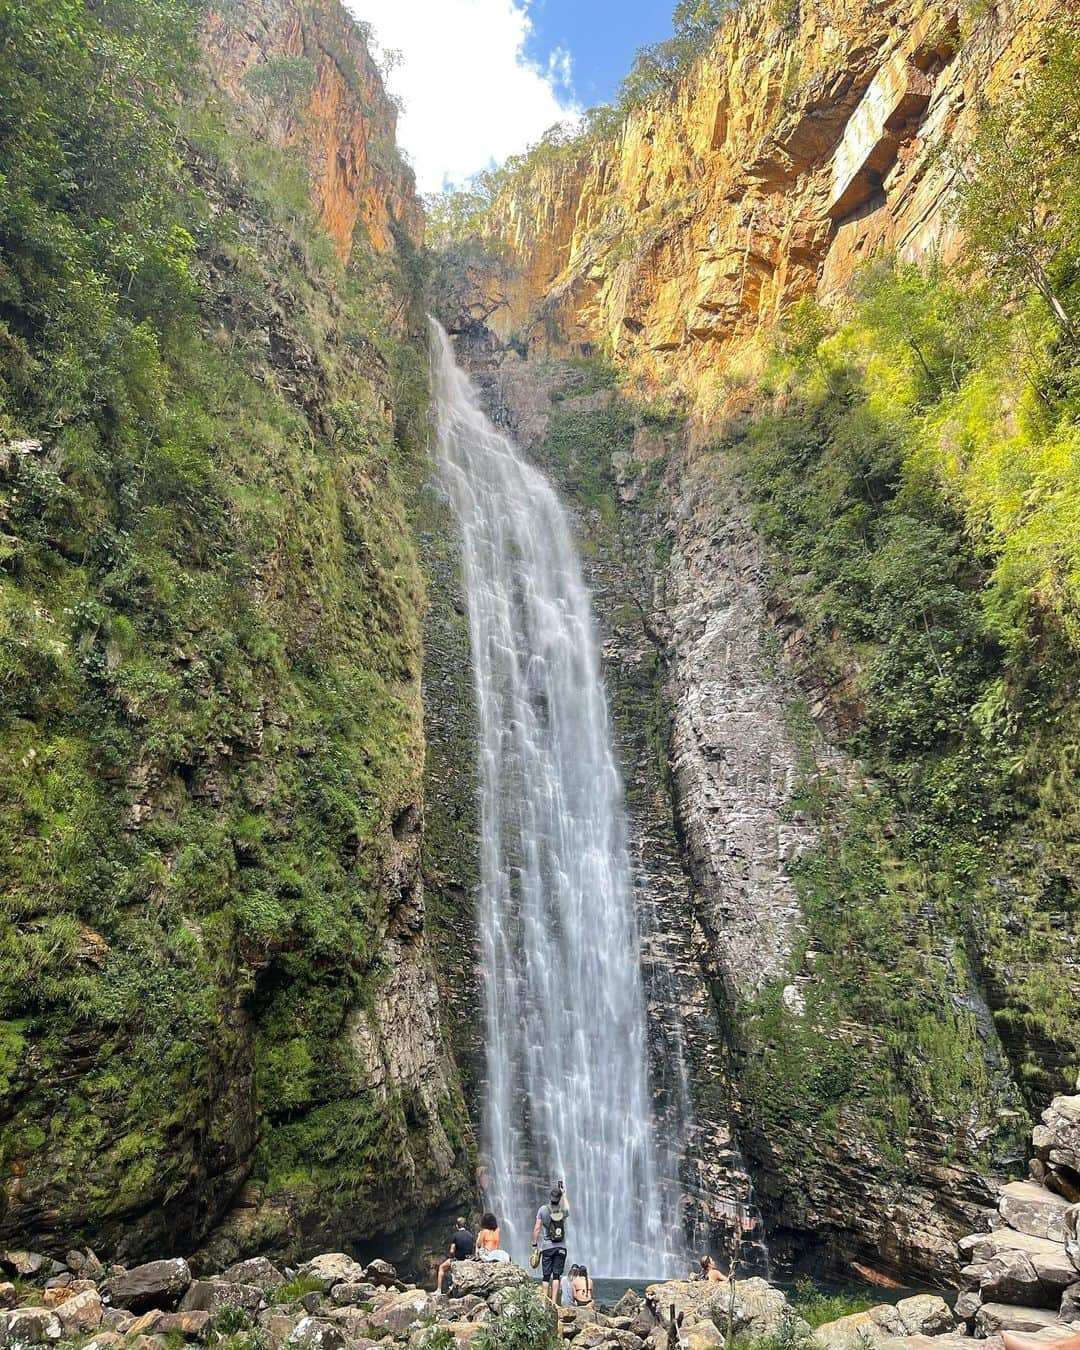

{"left": 532, "top": 1180, "right": 570, "bottom": 1303}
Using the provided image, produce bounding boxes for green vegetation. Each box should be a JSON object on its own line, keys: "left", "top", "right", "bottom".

{"left": 790, "top": 1278, "right": 876, "bottom": 1329}
{"left": 619, "top": 0, "right": 742, "bottom": 109}
{"left": 474, "top": 1287, "right": 560, "bottom": 1350}
{"left": 275, "top": 1276, "right": 328, "bottom": 1305}
{"left": 730, "top": 1308, "right": 815, "bottom": 1350}
{"left": 726, "top": 26, "right": 1080, "bottom": 1175}
{"left": 0, "top": 0, "right": 467, "bottom": 1254}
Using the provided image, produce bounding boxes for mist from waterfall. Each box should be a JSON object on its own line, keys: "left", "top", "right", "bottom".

{"left": 429, "top": 320, "right": 688, "bottom": 1278}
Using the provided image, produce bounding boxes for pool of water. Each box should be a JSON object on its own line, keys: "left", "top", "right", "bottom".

{"left": 578, "top": 1276, "right": 948, "bottom": 1314}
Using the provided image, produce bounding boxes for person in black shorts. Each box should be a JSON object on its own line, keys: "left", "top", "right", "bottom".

{"left": 532, "top": 1182, "right": 570, "bottom": 1302}
{"left": 435, "top": 1215, "right": 475, "bottom": 1293}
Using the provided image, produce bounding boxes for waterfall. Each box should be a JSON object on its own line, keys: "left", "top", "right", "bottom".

{"left": 430, "top": 320, "right": 688, "bottom": 1278}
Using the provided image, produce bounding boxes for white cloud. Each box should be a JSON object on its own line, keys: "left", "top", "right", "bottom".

{"left": 348, "top": 0, "right": 579, "bottom": 193}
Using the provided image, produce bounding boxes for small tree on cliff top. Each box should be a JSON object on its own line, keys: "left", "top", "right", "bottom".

{"left": 954, "top": 26, "right": 1080, "bottom": 346}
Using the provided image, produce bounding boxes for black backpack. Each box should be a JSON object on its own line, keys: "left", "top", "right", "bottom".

{"left": 546, "top": 1207, "right": 566, "bottom": 1245}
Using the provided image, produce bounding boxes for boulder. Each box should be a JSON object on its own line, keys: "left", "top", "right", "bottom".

{"left": 896, "top": 1295, "right": 955, "bottom": 1337}
{"left": 108, "top": 1259, "right": 192, "bottom": 1312}
{"left": 410, "top": 1324, "right": 483, "bottom": 1350}
{"left": 707, "top": 1278, "right": 810, "bottom": 1340}
{"left": 953, "top": 1289, "right": 981, "bottom": 1323}
{"left": 128, "top": 1336, "right": 168, "bottom": 1350}
{"left": 814, "top": 1306, "right": 906, "bottom": 1350}
{"left": 83, "top": 1336, "right": 125, "bottom": 1350}
{"left": 363, "top": 1260, "right": 397, "bottom": 1289}
{"left": 974, "top": 1304, "right": 1064, "bottom": 1337}
{"left": 579, "top": 1330, "right": 647, "bottom": 1350}
{"left": 446, "top": 1261, "right": 531, "bottom": 1302}
{"left": 868, "top": 1339, "right": 979, "bottom": 1350}
{"left": 323, "top": 1308, "right": 374, "bottom": 1339}
{"left": 0, "top": 1308, "right": 62, "bottom": 1346}
{"left": 1041, "top": 1098, "right": 1080, "bottom": 1174}
{"left": 127, "top": 1312, "right": 165, "bottom": 1336}
{"left": 222, "top": 1258, "right": 285, "bottom": 1288}
{"left": 180, "top": 1280, "right": 264, "bottom": 1315}
{"left": 367, "top": 1290, "right": 435, "bottom": 1336}
{"left": 56, "top": 1289, "right": 103, "bottom": 1336}
{"left": 680, "top": 1325, "right": 725, "bottom": 1349}
{"left": 438, "top": 1296, "right": 486, "bottom": 1322}
{"left": 613, "top": 1290, "right": 642, "bottom": 1318}
{"left": 962, "top": 1229, "right": 1077, "bottom": 1289}
{"left": 296, "top": 1256, "right": 366, "bottom": 1292}
{"left": 1000, "top": 1183, "right": 1071, "bottom": 1243}
{"left": 156, "top": 1311, "right": 212, "bottom": 1339}
{"left": 644, "top": 1281, "right": 713, "bottom": 1328}
{"left": 1060, "top": 1283, "right": 1080, "bottom": 1323}
{"left": 328, "top": 1283, "right": 374, "bottom": 1307}
{"left": 1066, "top": 1206, "right": 1080, "bottom": 1275}
{"left": 982, "top": 1251, "right": 1047, "bottom": 1306}
{"left": 0, "top": 1254, "right": 46, "bottom": 1279}
{"left": 258, "top": 1312, "right": 302, "bottom": 1347}
{"left": 285, "top": 1316, "right": 345, "bottom": 1350}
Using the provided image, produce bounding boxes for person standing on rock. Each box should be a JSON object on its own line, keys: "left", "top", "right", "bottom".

{"left": 532, "top": 1181, "right": 570, "bottom": 1303}
{"left": 435, "top": 1215, "right": 475, "bottom": 1293}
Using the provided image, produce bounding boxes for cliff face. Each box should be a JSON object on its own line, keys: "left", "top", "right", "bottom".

{"left": 436, "top": 0, "right": 1074, "bottom": 1283}
{"left": 481, "top": 0, "right": 1054, "bottom": 403}
{"left": 200, "top": 0, "right": 422, "bottom": 258}
{"left": 0, "top": 0, "right": 469, "bottom": 1272}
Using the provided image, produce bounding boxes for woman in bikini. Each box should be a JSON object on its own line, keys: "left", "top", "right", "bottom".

{"left": 475, "top": 1212, "right": 510, "bottom": 1262}
{"left": 571, "top": 1265, "right": 595, "bottom": 1308}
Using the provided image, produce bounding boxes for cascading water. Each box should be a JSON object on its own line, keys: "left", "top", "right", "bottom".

{"left": 430, "top": 320, "right": 688, "bottom": 1278}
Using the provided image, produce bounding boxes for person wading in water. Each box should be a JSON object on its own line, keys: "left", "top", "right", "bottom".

{"left": 532, "top": 1181, "right": 570, "bottom": 1303}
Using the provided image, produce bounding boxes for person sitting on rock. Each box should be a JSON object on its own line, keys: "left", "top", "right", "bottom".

{"left": 700, "top": 1255, "right": 723, "bottom": 1283}
{"left": 475, "top": 1212, "right": 510, "bottom": 1262}
{"left": 571, "top": 1264, "right": 595, "bottom": 1308}
{"left": 560, "top": 1263, "right": 582, "bottom": 1308}
{"left": 435, "top": 1215, "right": 475, "bottom": 1293}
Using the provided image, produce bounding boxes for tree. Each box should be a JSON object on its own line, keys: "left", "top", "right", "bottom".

{"left": 954, "top": 26, "right": 1080, "bottom": 345}
{"left": 619, "top": 0, "right": 742, "bottom": 109}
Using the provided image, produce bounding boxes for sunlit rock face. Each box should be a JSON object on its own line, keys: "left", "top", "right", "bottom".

{"left": 200, "top": 0, "right": 422, "bottom": 259}
{"left": 428, "top": 0, "right": 1067, "bottom": 1284}
{"left": 474, "top": 0, "right": 1057, "bottom": 407}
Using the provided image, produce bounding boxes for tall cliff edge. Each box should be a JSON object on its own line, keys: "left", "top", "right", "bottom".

{"left": 436, "top": 0, "right": 1078, "bottom": 1282}
{"left": 0, "top": 0, "right": 469, "bottom": 1270}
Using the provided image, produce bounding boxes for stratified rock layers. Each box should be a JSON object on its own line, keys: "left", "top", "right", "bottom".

{"left": 446, "top": 0, "right": 1073, "bottom": 1284}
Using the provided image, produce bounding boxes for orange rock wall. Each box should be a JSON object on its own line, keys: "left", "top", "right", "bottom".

{"left": 200, "top": 0, "right": 421, "bottom": 258}
{"left": 480, "top": 0, "right": 1058, "bottom": 409}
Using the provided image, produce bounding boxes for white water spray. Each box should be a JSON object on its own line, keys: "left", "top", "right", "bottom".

{"left": 430, "top": 321, "right": 687, "bottom": 1278}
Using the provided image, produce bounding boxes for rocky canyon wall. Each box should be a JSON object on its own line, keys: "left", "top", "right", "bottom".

{"left": 0, "top": 0, "right": 470, "bottom": 1273}
{"left": 437, "top": 0, "right": 1076, "bottom": 1284}
{"left": 479, "top": 0, "right": 1055, "bottom": 404}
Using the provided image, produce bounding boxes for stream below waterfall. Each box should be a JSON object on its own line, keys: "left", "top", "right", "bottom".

{"left": 430, "top": 320, "right": 691, "bottom": 1278}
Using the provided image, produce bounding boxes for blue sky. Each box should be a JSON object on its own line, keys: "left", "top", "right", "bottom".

{"left": 351, "top": 0, "right": 674, "bottom": 193}
{"left": 524, "top": 0, "right": 672, "bottom": 108}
